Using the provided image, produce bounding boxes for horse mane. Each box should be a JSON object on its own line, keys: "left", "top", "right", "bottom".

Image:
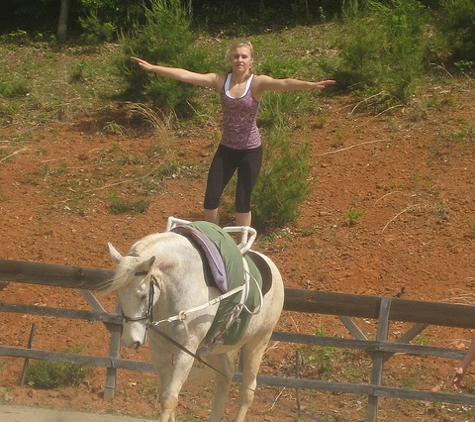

{"left": 105, "top": 255, "right": 140, "bottom": 294}
{"left": 128, "top": 233, "right": 163, "bottom": 256}
{"left": 105, "top": 233, "right": 170, "bottom": 294}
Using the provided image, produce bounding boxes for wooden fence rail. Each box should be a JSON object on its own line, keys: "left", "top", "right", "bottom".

{"left": 1, "top": 259, "right": 475, "bottom": 421}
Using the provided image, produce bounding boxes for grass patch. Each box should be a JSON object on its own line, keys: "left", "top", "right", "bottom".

{"left": 26, "top": 360, "right": 90, "bottom": 389}
{"left": 108, "top": 193, "right": 150, "bottom": 215}
{"left": 0, "top": 41, "right": 124, "bottom": 128}
{"left": 345, "top": 205, "right": 364, "bottom": 226}
{"left": 25, "top": 345, "right": 91, "bottom": 389}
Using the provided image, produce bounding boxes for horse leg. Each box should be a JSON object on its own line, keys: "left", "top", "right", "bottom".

{"left": 149, "top": 335, "right": 196, "bottom": 422}
{"left": 155, "top": 350, "right": 197, "bottom": 422}
{"left": 234, "top": 333, "right": 273, "bottom": 422}
{"left": 150, "top": 351, "right": 177, "bottom": 422}
{"left": 149, "top": 335, "right": 173, "bottom": 420}
{"left": 206, "top": 352, "right": 236, "bottom": 422}
{"left": 150, "top": 361, "right": 176, "bottom": 422}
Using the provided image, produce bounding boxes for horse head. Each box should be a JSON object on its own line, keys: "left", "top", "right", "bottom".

{"left": 107, "top": 242, "right": 157, "bottom": 350}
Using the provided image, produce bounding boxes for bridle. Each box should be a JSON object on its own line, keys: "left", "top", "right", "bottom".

{"left": 121, "top": 272, "right": 158, "bottom": 324}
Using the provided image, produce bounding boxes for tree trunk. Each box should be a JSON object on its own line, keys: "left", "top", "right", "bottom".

{"left": 259, "top": 0, "right": 265, "bottom": 14}
{"left": 57, "top": 0, "right": 70, "bottom": 43}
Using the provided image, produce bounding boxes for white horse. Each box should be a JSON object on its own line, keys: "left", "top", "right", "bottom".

{"left": 107, "top": 223, "right": 284, "bottom": 422}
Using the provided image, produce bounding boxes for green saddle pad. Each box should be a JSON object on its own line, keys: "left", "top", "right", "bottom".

{"left": 189, "top": 222, "right": 262, "bottom": 346}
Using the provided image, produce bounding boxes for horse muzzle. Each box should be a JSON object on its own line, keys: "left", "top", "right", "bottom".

{"left": 121, "top": 322, "right": 148, "bottom": 350}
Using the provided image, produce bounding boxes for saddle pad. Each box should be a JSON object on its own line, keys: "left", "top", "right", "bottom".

{"left": 190, "top": 221, "right": 245, "bottom": 293}
{"left": 186, "top": 222, "right": 263, "bottom": 346}
{"left": 205, "top": 253, "right": 262, "bottom": 345}
{"left": 171, "top": 224, "right": 228, "bottom": 293}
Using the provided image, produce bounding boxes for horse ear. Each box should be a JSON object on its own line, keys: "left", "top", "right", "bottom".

{"left": 148, "top": 255, "right": 156, "bottom": 267}
{"left": 137, "top": 255, "right": 156, "bottom": 273}
{"left": 108, "top": 242, "right": 123, "bottom": 264}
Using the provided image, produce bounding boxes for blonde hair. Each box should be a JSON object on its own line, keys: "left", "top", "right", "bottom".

{"left": 225, "top": 40, "right": 254, "bottom": 62}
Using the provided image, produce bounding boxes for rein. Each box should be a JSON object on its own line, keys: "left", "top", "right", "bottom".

{"left": 149, "top": 324, "right": 221, "bottom": 371}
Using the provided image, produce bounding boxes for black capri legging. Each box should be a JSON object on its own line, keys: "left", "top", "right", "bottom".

{"left": 204, "top": 144, "right": 263, "bottom": 213}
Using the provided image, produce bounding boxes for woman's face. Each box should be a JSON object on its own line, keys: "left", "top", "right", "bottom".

{"left": 230, "top": 46, "right": 253, "bottom": 74}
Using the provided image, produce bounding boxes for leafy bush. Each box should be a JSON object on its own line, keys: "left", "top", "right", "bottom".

{"left": 252, "top": 132, "right": 311, "bottom": 230}
{"left": 108, "top": 194, "right": 150, "bottom": 214}
{"left": 79, "top": 0, "right": 144, "bottom": 33}
{"left": 0, "top": 30, "right": 30, "bottom": 45}
{"left": 117, "top": 0, "right": 211, "bottom": 117}
{"left": 79, "top": 12, "right": 116, "bottom": 44}
{"left": 346, "top": 205, "right": 364, "bottom": 226}
{"left": 335, "top": 0, "right": 428, "bottom": 104}
{"left": 437, "top": 0, "right": 475, "bottom": 64}
{"left": 25, "top": 360, "right": 90, "bottom": 389}
{"left": 0, "top": 80, "right": 30, "bottom": 98}
{"left": 252, "top": 93, "right": 312, "bottom": 230}
{"left": 246, "top": 45, "right": 319, "bottom": 229}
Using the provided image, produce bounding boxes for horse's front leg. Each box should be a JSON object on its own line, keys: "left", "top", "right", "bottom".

{"left": 150, "top": 333, "right": 196, "bottom": 422}
{"left": 158, "top": 349, "right": 197, "bottom": 421}
{"left": 157, "top": 409, "right": 175, "bottom": 422}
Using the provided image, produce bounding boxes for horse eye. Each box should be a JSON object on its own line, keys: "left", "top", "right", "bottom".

{"left": 140, "top": 294, "right": 147, "bottom": 302}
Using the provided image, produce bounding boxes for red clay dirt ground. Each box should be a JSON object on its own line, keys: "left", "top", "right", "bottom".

{"left": 1, "top": 79, "right": 475, "bottom": 422}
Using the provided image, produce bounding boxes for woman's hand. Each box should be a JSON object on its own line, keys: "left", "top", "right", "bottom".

{"left": 315, "top": 80, "right": 336, "bottom": 89}
{"left": 131, "top": 57, "right": 154, "bottom": 72}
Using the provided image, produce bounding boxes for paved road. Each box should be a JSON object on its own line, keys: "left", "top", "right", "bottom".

{"left": 1, "top": 404, "right": 152, "bottom": 422}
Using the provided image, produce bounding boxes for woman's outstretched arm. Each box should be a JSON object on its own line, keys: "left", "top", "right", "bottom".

{"left": 252, "top": 74, "right": 335, "bottom": 101}
{"left": 131, "top": 57, "right": 222, "bottom": 90}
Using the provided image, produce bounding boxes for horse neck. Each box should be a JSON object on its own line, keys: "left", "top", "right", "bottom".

{"left": 150, "top": 233, "right": 211, "bottom": 317}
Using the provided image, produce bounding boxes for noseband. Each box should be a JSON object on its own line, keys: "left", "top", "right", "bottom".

{"left": 121, "top": 273, "right": 158, "bottom": 325}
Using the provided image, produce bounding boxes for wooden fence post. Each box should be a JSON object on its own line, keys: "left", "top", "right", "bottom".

{"left": 19, "top": 323, "right": 36, "bottom": 386}
{"left": 79, "top": 289, "right": 122, "bottom": 399}
{"left": 366, "top": 297, "right": 391, "bottom": 422}
{"left": 103, "top": 299, "right": 122, "bottom": 400}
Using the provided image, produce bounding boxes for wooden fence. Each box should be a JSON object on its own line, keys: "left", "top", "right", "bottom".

{"left": 1, "top": 258, "right": 475, "bottom": 421}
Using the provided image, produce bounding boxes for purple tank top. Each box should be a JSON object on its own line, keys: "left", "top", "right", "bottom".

{"left": 220, "top": 73, "right": 261, "bottom": 150}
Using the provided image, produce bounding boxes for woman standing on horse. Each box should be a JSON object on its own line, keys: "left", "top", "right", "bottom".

{"left": 132, "top": 40, "right": 335, "bottom": 228}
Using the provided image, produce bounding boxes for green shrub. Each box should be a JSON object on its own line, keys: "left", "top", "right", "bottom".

{"left": 438, "top": 0, "right": 475, "bottom": 64}
{"left": 468, "top": 219, "right": 475, "bottom": 238}
{"left": 79, "top": 12, "right": 116, "bottom": 44}
{"left": 258, "top": 55, "right": 302, "bottom": 79}
{"left": 331, "top": 1, "right": 381, "bottom": 88}
{"left": 335, "top": 0, "right": 427, "bottom": 104}
{"left": 252, "top": 95, "right": 312, "bottom": 230}
{"left": 117, "top": 0, "right": 211, "bottom": 117}
{"left": 253, "top": 131, "right": 311, "bottom": 229}
{"left": 25, "top": 360, "right": 90, "bottom": 389}
{"left": 346, "top": 205, "right": 364, "bottom": 226}
{"left": 69, "top": 60, "right": 87, "bottom": 83}
{"left": 0, "top": 80, "right": 30, "bottom": 98}
{"left": 0, "top": 30, "right": 30, "bottom": 45}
